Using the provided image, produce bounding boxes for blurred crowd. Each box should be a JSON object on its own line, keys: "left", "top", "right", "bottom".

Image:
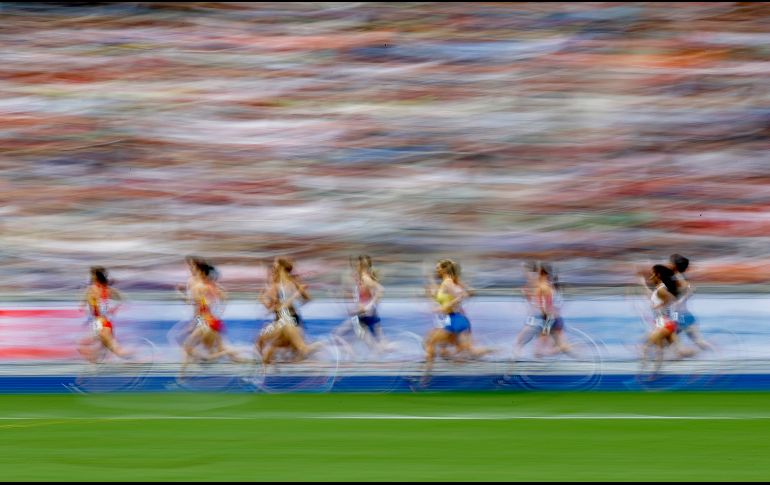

{"left": 0, "top": 2, "right": 768, "bottom": 294}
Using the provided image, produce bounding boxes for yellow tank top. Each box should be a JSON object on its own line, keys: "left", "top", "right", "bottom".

{"left": 196, "top": 293, "right": 210, "bottom": 313}
{"left": 435, "top": 289, "right": 453, "bottom": 307}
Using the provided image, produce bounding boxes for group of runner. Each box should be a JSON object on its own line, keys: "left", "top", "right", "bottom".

{"left": 77, "top": 253, "right": 709, "bottom": 373}
{"left": 639, "top": 254, "right": 711, "bottom": 373}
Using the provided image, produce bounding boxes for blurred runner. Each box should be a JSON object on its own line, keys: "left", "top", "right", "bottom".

{"left": 78, "top": 266, "right": 132, "bottom": 362}
{"left": 256, "top": 258, "right": 322, "bottom": 364}
{"left": 181, "top": 259, "right": 249, "bottom": 374}
{"left": 333, "top": 255, "right": 392, "bottom": 355}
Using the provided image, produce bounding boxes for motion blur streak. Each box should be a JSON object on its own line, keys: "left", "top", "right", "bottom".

{"left": 0, "top": 2, "right": 768, "bottom": 295}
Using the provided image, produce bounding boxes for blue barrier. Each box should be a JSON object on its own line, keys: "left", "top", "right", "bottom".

{"left": 2, "top": 372, "right": 770, "bottom": 394}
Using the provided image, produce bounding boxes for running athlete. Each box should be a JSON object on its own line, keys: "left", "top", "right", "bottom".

{"left": 423, "top": 259, "right": 490, "bottom": 375}
{"left": 256, "top": 258, "right": 321, "bottom": 365}
{"left": 669, "top": 254, "right": 711, "bottom": 355}
{"left": 513, "top": 262, "right": 548, "bottom": 359}
{"left": 640, "top": 264, "right": 681, "bottom": 374}
{"left": 333, "top": 255, "right": 389, "bottom": 353}
{"left": 77, "top": 266, "right": 131, "bottom": 362}
{"left": 173, "top": 256, "right": 204, "bottom": 342}
{"left": 181, "top": 259, "right": 248, "bottom": 373}
{"left": 513, "top": 262, "right": 575, "bottom": 359}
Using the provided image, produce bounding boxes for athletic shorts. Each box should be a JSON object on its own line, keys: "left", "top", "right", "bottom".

{"left": 91, "top": 316, "right": 113, "bottom": 336}
{"left": 526, "top": 315, "right": 564, "bottom": 334}
{"left": 274, "top": 308, "right": 304, "bottom": 328}
{"left": 656, "top": 317, "right": 678, "bottom": 334}
{"left": 443, "top": 313, "right": 471, "bottom": 334}
{"left": 207, "top": 317, "right": 223, "bottom": 333}
{"left": 358, "top": 313, "right": 381, "bottom": 335}
{"left": 674, "top": 311, "right": 697, "bottom": 332}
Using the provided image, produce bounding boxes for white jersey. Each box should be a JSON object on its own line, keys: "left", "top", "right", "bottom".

{"left": 277, "top": 281, "right": 299, "bottom": 325}
{"left": 651, "top": 284, "right": 674, "bottom": 327}
{"left": 651, "top": 284, "right": 665, "bottom": 307}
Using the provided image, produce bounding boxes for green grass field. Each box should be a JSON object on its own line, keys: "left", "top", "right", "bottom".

{"left": 1, "top": 392, "right": 769, "bottom": 481}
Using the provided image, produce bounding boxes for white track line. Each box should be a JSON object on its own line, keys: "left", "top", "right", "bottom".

{"left": 309, "top": 414, "right": 770, "bottom": 420}
{"left": 0, "top": 414, "right": 767, "bottom": 421}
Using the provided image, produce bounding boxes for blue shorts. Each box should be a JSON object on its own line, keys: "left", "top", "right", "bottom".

{"left": 526, "top": 315, "right": 564, "bottom": 333}
{"left": 444, "top": 313, "right": 471, "bottom": 334}
{"left": 358, "top": 314, "right": 381, "bottom": 335}
{"left": 676, "top": 312, "right": 697, "bottom": 332}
